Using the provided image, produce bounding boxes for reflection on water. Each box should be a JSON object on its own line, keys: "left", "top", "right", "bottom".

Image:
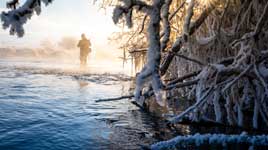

{"left": 77, "top": 80, "right": 89, "bottom": 89}
{"left": 0, "top": 59, "right": 178, "bottom": 150}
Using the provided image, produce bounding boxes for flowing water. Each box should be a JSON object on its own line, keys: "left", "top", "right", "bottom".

{"left": 0, "top": 58, "right": 180, "bottom": 150}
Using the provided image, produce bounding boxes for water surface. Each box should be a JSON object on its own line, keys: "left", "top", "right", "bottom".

{"left": 0, "top": 59, "right": 177, "bottom": 150}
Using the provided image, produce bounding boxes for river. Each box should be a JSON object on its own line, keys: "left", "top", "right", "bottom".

{"left": 0, "top": 58, "right": 182, "bottom": 150}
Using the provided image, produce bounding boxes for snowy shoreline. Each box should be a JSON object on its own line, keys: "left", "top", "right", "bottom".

{"left": 151, "top": 132, "right": 268, "bottom": 150}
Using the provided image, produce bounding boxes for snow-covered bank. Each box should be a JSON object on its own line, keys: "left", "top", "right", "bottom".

{"left": 151, "top": 132, "right": 268, "bottom": 150}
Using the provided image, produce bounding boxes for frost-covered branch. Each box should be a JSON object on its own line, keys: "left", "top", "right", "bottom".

{"left": 95, "top": 95, "right": 134, "bottom": 102}
{"left": 113, "top": 0, "right": 172, "bottom": 107}
{"left": 183, "top": 0, "right": 194, "bottom": 37}
{"left": 112, "top": 0, "right": 151, "bottom": 28}
{"left": 159, "top": 0, "right": 185, "bottom": 38}
{"left": 1, "top": 0, "right": 53, "bottom": 37}
{"left": 170, "top": 87, "right": 213, "bottom": 123}
{"left": 217, "top": 0, "right": 230, "bottom": 35}
{"left": 167, "top": 70, "right": 200, "bottom": 85}
{"left": 165, "top": 78, "right": 199, "bottom": 91}
{"left": 135, "top": 0, "right": 165, "bottom": 106}
{"left": 253, "top": 1, "right": 268, "bottom": 37}
{"left": 160, "top": 0, "right": 172, "bottom": 51}
{"left": 222, "top": 64, "right": 253, "bottom": 92}
{"left": 139, "top": 14, "right": 148, "bottom": 33}
{"left": 151, "top": 132, "right": 268, "bottom": 150}
{"left": 175, "top": 53, "right": 205, "bottom": 66}
{"left": 6, "top": 0, "right": 19, "bottom": 9}
{"left": 168, "top": 0, "right": 185, "bottom": 20}
{"left": 160, "top": 4, "right": 215, "bottom": 75}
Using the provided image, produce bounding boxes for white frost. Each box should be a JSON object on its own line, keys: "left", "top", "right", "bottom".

{"left": 1, "top": 0, "right": 53, "bottom": 37}
{"left": 151, "top": 132, "right": 268, "bottom": 150}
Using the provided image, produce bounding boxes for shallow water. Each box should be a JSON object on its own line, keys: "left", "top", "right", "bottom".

{"left": 0, "top": 58, "right": 179, "bottom": 150}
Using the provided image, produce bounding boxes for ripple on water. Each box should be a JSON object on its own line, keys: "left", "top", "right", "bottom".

{"left": 0, "top": 60, "right": 174, "bottom": 150}
{"left": 1, "top": 59, "right": 204, "bottom": 150}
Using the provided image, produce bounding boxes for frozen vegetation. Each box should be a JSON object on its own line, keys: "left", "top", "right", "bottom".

{"left": 1, "top": 0, "right": 53, "bottom": 37}
{"left": 151, "top": 132, "right": 268, "bottom": 150}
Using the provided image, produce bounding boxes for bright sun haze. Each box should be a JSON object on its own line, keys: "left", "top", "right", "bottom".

{"left": 0, "top": 0, "right": 120, "bottom": 47}
{"left": 0, "top": 0, "right": 128, "bottom": 72}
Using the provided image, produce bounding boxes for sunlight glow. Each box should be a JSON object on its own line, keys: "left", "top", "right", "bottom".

{"left": 0, "top": 0, "right": 129, "bottom": 73}
{"left": 0, "top": 0, "right": 120, "bottom": 47}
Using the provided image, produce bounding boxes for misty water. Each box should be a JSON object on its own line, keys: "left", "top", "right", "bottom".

{"left": 0, "top": 58, "right": 178, "bottom": 150}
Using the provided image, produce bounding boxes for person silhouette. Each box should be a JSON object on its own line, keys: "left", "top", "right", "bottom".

{"left": 77, "top": 34, "right": 91, "bottom": 68}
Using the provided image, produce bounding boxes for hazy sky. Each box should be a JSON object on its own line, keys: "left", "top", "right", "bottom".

{"left": 0, "top": 0, "right": 121, "bottom": 48}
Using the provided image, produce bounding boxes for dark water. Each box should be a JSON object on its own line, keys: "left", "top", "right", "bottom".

{"left": 0, "top": 59, "right": 180, "bottom": 150}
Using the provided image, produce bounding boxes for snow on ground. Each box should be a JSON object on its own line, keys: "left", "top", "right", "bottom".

{"left": 151, "top": 132, "right": 268, "bottom": 150}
